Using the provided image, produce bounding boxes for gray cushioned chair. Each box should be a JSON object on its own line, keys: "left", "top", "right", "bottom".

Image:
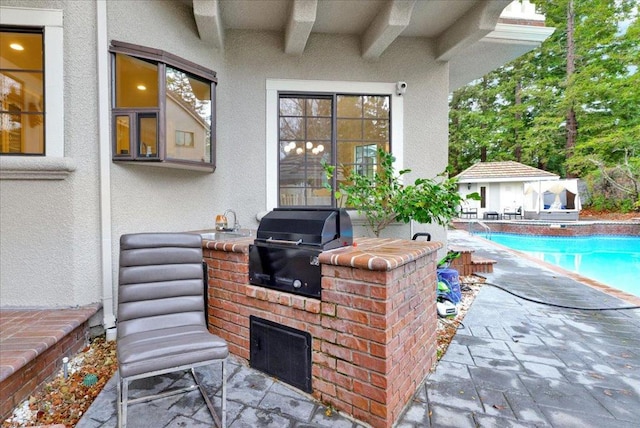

{"left": 117, "top": 233, "right": 228, "bottom": 428}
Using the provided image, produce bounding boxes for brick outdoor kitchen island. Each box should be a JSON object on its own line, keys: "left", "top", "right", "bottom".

{"left": 203, "top": 235, "right": 442, "bottom": 428}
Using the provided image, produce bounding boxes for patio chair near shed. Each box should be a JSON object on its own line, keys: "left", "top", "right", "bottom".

{"left": 460, "top": 207, "right": 478, "bottom": 218}
{"left": 116, "top": 233, "right": 228, "bottom": 428}
{"left": 503, "top": 206, "right": 523, "bottom": 219}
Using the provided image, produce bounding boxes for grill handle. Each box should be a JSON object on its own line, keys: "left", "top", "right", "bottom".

{"left": 266, "top": 237, "right": 303, "bottom": 246}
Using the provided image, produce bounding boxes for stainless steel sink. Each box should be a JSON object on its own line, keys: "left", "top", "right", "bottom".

{"left": 201, "top": 231, "right": 250, "bottom": 241}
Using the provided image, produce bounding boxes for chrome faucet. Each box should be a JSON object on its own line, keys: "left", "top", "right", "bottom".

{"left": 223, "top": 209, "right": 240, "bottom": 231}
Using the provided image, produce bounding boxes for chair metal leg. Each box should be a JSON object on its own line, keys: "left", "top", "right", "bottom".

{"left": 222, "top": 359, "right": 226, "bottom": 428}
{"left": 117, "top": 371, "right": 129, "bottom": 428}
{"left": 116, "top": 371, "right": 121, "bottom": 428}
{"left": 118, "top": 361, "right": 226, "bottom": 428}
{"left": 191, "top": 359, "right": 226, "bottom": 428}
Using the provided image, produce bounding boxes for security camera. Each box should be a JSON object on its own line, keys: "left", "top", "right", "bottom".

{"left": 396, "top": 81, "right": 407, "bottom": 96}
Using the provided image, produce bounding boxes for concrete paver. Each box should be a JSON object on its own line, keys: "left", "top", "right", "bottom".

{"left": 77, "top": 229, "right": 640, "bottom": 427}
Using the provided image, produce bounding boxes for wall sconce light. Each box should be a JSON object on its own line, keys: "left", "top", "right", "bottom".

{"left": 467, "top": 183, "right": 471, "bottom": 190}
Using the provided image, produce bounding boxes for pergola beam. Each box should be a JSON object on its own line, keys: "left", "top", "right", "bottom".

{"left": 284, "top": 0, "right": 318, "bottom": 55}
{"left": 193, "top": 0, "right": 225, "bottom": 50}
{"left": 435, "top": 0, "right": 510, "bottom": 61}
{"left": 361, "top": 0, "right": 416, "bottom": 60}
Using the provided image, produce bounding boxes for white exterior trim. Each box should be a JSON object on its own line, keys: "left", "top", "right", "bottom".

{"left": 96, "top": 0, "right": 115, "bottom": 331}
{"left": 265, "top": 79, "right": 404, "bottom": 211}
{"left": 488, "top": 23, "right": 555, "bottom": 43}
{"left": 461, "top": 175, "right": 559, "bottom": 184}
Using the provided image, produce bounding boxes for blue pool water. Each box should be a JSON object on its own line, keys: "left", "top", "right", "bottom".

{"left": 485, "top": 233, "right": 640, "bottom": 297}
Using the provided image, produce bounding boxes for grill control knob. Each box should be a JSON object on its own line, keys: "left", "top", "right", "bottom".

{"left": 293, "top": 280, "right": 302, "bottom": 289}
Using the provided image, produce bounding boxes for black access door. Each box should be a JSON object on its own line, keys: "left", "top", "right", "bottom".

{"left": 250, "top": 316, "right": 312, "bottom": 393}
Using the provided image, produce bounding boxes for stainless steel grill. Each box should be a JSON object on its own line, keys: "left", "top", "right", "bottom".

{"left": 248, "top": 208, "right": 353, "bottom": 298}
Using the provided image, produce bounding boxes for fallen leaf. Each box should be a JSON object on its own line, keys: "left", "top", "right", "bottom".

{"left": 2, "top": 336, "right": 117, "bottom": 428}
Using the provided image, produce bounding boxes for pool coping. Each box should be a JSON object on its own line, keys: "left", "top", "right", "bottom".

{"left": 471, "top": 233, "right": 640, "bottom": 307}
{"left": 453, "top": 219, "right": 640, "bottom": 237}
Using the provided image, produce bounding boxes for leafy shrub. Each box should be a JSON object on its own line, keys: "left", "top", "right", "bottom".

{"left": 324, "top": 148, "right": 477, "bottom": 237}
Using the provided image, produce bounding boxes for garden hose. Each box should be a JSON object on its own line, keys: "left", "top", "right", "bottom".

{"left": 483, "top": 281, "right": 640, "bottom": 311}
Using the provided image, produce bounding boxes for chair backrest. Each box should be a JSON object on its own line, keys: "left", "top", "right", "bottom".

{"left": 118, "top": 233, "right": 206, "bottom": 339}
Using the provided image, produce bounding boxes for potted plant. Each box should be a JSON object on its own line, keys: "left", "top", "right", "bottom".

{"left": 324, "top": 147, "right": 478, "bottom": 237}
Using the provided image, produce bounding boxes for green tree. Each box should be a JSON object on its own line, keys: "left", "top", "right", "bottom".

{"left": 449, "top": 0, "right": 639, "bottom": 210}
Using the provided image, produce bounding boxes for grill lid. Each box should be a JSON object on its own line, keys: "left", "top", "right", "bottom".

{"left": 256, "top": 208, "right": 352, "bottom": 249}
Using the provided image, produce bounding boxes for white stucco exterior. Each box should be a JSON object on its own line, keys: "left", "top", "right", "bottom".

{"left": 0, "top": 0, "right": 550, "bottom": 328}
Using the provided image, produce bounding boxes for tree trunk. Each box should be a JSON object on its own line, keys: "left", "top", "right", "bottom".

{"left": 565, "top": 0, "right": 578, "bottom": 177}
{"left": 479, "top": 77, "right": 489, "bottom": 162}
{"left": 514, "top": 78, "right": 522, "bottom": 162}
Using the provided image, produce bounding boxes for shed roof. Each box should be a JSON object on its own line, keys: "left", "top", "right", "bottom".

{"left": 455, "top": 161, "right": 559, "bottom": 183}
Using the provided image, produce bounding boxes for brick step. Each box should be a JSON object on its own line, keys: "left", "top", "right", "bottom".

{"left": 0, "top": 304, "right": 100, "bottom": 420}
{"left": 471, "top": 255, "right": 497, "bottom": 273}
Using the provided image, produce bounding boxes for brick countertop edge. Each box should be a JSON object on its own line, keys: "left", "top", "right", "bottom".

{"left": 318, "top": 237, "right": 442, "bottom": 271}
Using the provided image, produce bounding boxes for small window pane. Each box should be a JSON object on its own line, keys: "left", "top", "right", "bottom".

{"left": 280, "top": 117, "right": 304, "bottom": 140}
{"left": 306, "top": 118, "right": 331, "bottom": 140}
{"left": 306, "top": 99, "right": 331, "bottom": 117}
{"left": 279, "top": 164, "right": 305, "bottom": 187}
{"left": 363, "top": 96, "right": 389, "bottom": 118}
{"left": 337, "top": 119, "right": 362, "bottom": 140}
{"left": 0, "top": 32, "right": 43, "bottom": 70}
{"left": 337, "top": 95, "right": 362, "bottom": 118}
{"left": 1, "top": 112, "right": 43, "bottom": 154}
{"left": 115, "top": 115, "right": 130, "bottom": 155}
{"left": 1, "top": 71, "right": 44, "bottom": 112}
{"left": 305, "top": 155, "right": 331, "bottom": 188}
{"left": 281, "top": 141, "right": 302, "bottom": 159}
{"left": 364, "top": 119, "right": 389, "bottom": 141}
{"left": 280, "top": 98, "right": 305, "bottom": 116}
{"left": 115, "top": 53, "right": 158, "bottom": 108}
{"left": 139, "top": 115, "right": 157, "bottom": 157}
{"left": 279, "top": 143, "right": 332, "bottom": 207}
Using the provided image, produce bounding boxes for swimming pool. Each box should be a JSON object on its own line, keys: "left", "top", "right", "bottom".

{"left": 486, "top": 233, "right": 640, "bottom": 297}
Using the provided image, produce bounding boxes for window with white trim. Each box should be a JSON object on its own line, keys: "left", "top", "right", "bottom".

{"left": 0, "top": 28, "right": 44, "bottom": 154}
{"left": 0, "top": 7, "right": 64, "bottom": 158}
{"left": 266, "top": 79, "right": 403, "bottom": 211}
{"left": 278, "top": 93, "right": 390, "bottom": 207}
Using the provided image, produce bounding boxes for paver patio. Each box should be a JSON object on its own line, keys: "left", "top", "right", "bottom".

{"left": 75, "top": 229, "right": 640, "bottom": 428}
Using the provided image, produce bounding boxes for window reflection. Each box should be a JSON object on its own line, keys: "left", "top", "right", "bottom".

{"left": 165, "top": 67, "right": 212, "bottom": 163}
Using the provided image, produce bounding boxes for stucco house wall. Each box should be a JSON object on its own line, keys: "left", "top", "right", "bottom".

{"left": 0, "top": 0, "right": 447, "bottom": 315}
{"left": 1, "top": 1, "right": 551, "bottom": 330}
{"left": 0, "top": 0, "right": 102, "bottom": 307}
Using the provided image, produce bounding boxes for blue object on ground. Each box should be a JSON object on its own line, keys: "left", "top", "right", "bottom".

{"left": 437, "top": 268, "right": 461, "bottom": 304}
